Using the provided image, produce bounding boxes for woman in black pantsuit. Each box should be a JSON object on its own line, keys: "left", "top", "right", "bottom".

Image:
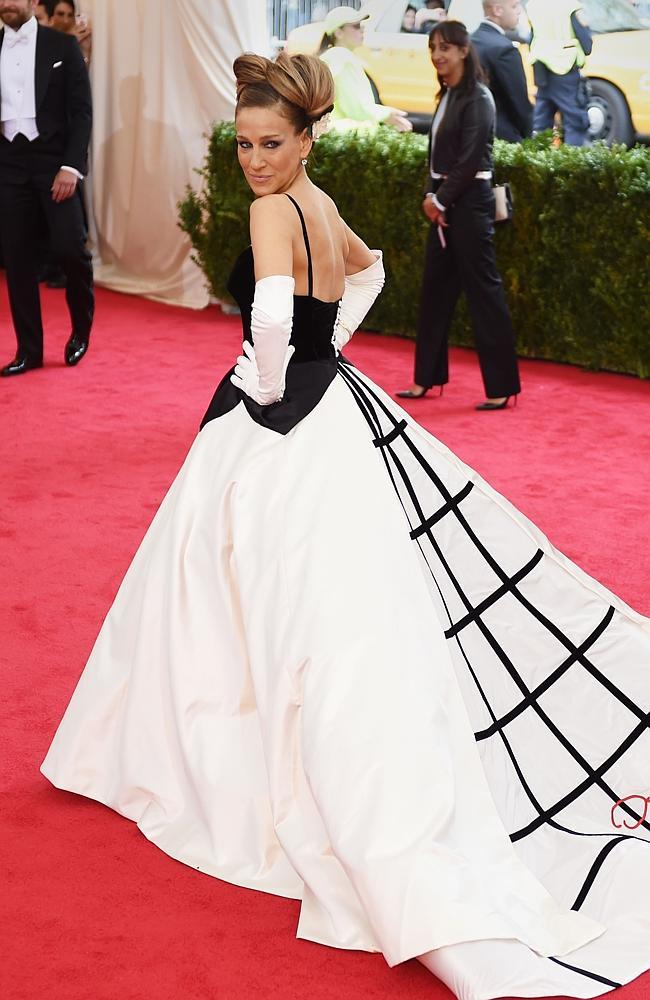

{"left": 397, "top": 20, "right": 520, "bottom": 411}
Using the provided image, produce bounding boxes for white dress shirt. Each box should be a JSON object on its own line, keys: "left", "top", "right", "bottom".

{"left": 0, "top": 16, "right": 82, "bottom": 178}
{"left": 480, "top": 18, "right": 506, "bottom": 35}
{"left": 0, "top": 14, "right": 39, "bottom": 141}
{"left": 428, "top": 92, "right": 449, "bottom": 213}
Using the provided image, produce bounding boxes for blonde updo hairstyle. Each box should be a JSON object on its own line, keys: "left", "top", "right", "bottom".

{"left": 233, "top": 51, "right": 334, "bottom": 136}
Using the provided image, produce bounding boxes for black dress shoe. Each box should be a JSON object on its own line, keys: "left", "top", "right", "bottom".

{"left": 396, "top": 387, "right": 429, "bottom": 399}
{"left": 1, "top": 356, "right": 43, "bottom": 377}
{"left": 396, "top": 385, "right": 444, "bottom": 400}
{"left": 65, "top": 333, "right": 90, "bottom": 367}
{"left": 475, "top": 395, "right": 518, "bottom": 411}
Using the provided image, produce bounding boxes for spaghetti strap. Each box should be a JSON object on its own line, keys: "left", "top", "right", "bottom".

{"left": 285, "top": 193, "right": 314, "bottom": 298}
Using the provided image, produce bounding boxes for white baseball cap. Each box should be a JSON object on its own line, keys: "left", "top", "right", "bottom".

{"left": 324, "top": 6, "right": 370, "bottom": 35}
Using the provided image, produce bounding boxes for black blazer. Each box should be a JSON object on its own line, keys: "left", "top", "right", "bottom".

{"left": 425, "top": 82, "right": 495, "bottom": 210}
{"left": 471, "top": 21, "right": 532, "bottom": 143}
{"left": 0, "top": 24, "right": 92, "bottom": 174}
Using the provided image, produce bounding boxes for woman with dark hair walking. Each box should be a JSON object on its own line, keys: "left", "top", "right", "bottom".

{"left": 397, "top": 20, "right": 521, "bottom": 410}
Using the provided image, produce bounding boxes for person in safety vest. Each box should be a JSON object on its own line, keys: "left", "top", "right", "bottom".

{"left": 527, "top": 0, "right": 593, "bottom": 146}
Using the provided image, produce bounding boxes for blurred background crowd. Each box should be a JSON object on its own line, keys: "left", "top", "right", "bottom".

{"left": 276, "top": 0, "right": 650, "bottom": 147}
{"left": 34, "top": 0, "right": 91, "bottom": 62}
{"left": 0, "top": 0, "right": 647, "bottom": 338}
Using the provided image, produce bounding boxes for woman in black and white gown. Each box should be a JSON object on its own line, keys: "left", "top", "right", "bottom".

{"left": 41, "top": 51, "right": 650, "bottom": 1000}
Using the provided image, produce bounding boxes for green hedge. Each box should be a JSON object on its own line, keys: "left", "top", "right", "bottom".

{"left": 179, "top": 123, "right": 650, "bottom": 377}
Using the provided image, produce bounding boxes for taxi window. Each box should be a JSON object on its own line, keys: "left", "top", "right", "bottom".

{"left": 522, "top": 0, "right": 644, "bottom": 33}
{"left": 581, "top": 0, "right": 644, "bottom": 32}
{"left": 375, "top": 0, "right": 445, "bottom": 34}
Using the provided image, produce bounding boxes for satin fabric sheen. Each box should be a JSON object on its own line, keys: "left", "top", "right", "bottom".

{"left": 41, "top": 367, "right": 650, "bottom": 996}
{"left": 41, "top": 219, "right": 650, "bottom": 997}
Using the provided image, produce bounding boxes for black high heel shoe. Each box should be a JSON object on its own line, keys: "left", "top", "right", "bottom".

{"left": 475, "top": 395, "right": 518, "bottom": 411}
{"left": 396, "top": 385, "right": 444, "bottom": 400}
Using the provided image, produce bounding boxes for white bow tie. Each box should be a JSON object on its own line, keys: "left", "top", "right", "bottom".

{"left": 4, "top": 33, "right": 29, "bottom": 49}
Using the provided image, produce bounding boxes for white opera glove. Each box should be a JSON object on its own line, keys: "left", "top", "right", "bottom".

{"left": 230, "top": 275, "right": 296, "bottom": 405}
{"left": 333, "top": 251, "right": 385, "bottom": 354}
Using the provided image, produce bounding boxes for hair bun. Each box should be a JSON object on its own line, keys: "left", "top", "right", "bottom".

{"left": 233, "top": 53, "right": 270, "bottom": 93}
{"left": 234, "top": 51, "right": 334, "bottom": 128}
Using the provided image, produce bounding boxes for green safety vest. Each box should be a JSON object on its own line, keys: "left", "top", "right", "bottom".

{"left": 528, "top": 0, "right": 587, "bottom": 76}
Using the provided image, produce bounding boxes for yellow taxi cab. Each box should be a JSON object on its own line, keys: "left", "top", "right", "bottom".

{"left": 286, "top": 0, "right": 650, "bottom": 145}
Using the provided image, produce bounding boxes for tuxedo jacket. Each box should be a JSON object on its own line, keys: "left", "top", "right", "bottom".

{"left": 471, "top": 22, "right": 533, "bottom": 143}
{"left": 425, "top": 82, "right": 495, "bottom": 210}
{"left": 0, "top": 24, "right": 92, "bottom": 175}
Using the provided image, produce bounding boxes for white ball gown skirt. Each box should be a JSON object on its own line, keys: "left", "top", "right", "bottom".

{"left": 41, "top": 360, "right": 650, "bottom": 999}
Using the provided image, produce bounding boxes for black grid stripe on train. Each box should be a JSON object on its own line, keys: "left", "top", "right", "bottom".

{"left": 338, "top": 362, "right": 650, "bottom": 843}
{"left": 338, "top": 360, "right": 650, "bottom": 987}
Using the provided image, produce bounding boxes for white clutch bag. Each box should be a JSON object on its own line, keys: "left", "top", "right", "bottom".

{"left": 494, "top": 183, "right": 514, "bottom": 223}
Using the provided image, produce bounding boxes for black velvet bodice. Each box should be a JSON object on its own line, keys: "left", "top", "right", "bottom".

{"left": 200, "top": 195, "right": 342, "bottom": 436}
{"left": 227, "top": 246, "right": 340, "bottom": 364}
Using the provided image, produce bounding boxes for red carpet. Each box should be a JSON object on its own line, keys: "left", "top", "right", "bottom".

{"left": 2, "top": 281, "right": 649, "bottom": 1000}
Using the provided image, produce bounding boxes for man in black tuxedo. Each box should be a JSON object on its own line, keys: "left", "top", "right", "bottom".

{"left": 471, "top": 0, "right": 533, "bottom": 143}
{"left": 0, "top": 0, "right": 93, "bottom": 376}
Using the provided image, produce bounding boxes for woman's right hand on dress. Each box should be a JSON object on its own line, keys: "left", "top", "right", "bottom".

{"left": 230, "top": 341, "right": 295, "bottom": 406}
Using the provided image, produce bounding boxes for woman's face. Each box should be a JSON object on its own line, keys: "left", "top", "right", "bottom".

{"left": 402, "top": 8, "right": 416, "bottom": 30}
{"left": 51, "top": 2, "right": 75, "bottom": 32}
{"left": 34, "top": 3, "right": 50, "bottom": 24}
{"left": 429, "top": 35, "right": 468, "bottom": 85}
{"left": 236, "top": 105, "right": 311, "bottom": 197}
{"left": 333, "top": 22, "right": 364, "bottom": 50}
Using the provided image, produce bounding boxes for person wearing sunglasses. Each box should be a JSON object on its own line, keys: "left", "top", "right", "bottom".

{"left": 319, "top": 6, "right": 412, "bottom": 132}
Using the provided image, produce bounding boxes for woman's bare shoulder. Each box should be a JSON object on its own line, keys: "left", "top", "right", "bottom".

{"left": 249, "top": 193, "right": 293, "bottom": 221}
{"left": 249, "top": 195, "right": 295, "bottom": 279}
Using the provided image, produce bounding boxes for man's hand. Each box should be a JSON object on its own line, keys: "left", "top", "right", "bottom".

{"left": 51, "top": 170, "right": 79, "bottom": 203}
{"left": 422, "top": 196, "right": 448, "bottom": 227}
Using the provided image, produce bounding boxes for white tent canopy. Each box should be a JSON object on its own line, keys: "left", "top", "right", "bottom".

{"left": 81, "top": 0, "right": 269, "bottom": 308}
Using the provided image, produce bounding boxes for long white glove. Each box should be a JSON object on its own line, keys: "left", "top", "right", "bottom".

{"left": 333, "top": 251, "right": 384, "bottom": 354}
{"left": 230, "top": 275, "right": 295, "bottom": 405}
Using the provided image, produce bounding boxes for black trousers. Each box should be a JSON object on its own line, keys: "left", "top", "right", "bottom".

{"left": 0, "top": 134, "right": 94, "bottom": 362}
{"left": 414, "top": 180, "right": 520, "bottom": 399}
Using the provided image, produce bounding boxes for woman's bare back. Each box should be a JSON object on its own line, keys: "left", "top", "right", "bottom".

{"left": 249, "top": 183, "right": 377, "bottom": 302}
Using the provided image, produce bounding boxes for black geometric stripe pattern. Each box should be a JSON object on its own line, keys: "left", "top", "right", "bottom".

{"left": 443, "top": 550, "right": 544, "bottom": 639}
{"left": 409, "top": 482, "right": 474, "bottom": 540}
{"left": 337, "top": 359, "right": 650, "bottom": 986}
{"left": 475, "top": 607, "right": 615, "bottom": 740}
